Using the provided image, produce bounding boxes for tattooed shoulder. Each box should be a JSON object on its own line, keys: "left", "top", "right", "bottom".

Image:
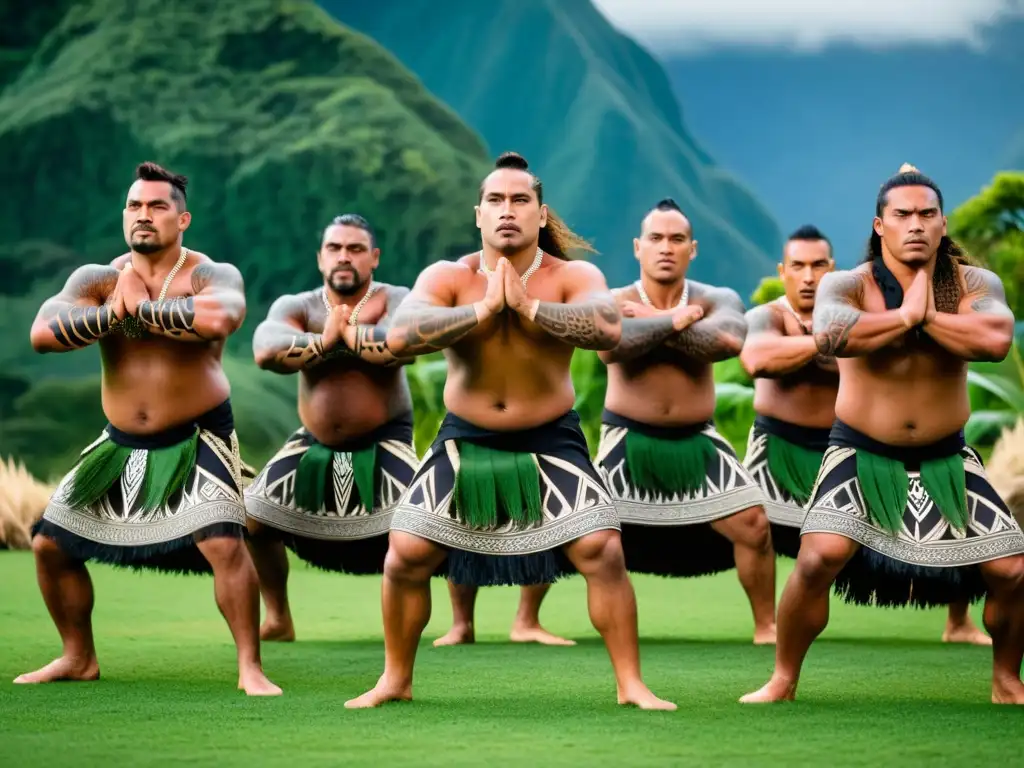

{"left": 817, "top": 269, "right": 867, "bottom": 307}
{"left": 745, "top": 303, "right": 782, "bottom": 335}
{"left": 961, "top": 265, "right": 1012, "bottom": 316}
{"left": 704, "top": 284, "right": 745, "bottom": 314}
{"left": 191, "top": 260, "right": 244, "bottom": 293}
{"left": 66, "top": 264, "right": 120, "bottom": 302}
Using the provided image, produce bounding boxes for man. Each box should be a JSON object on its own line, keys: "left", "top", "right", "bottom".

{"left": 741, "top": 223, "right": 990, "bottom": 645}
{"left": 244, "top": 214, "right": 419, "bottom": 641}
{"left": 342, "top": 151, "right": 675, "bottom": 710}
{"left": 742, "top": 164, "right": 1024, "bottom": 705}
{"left": 594, "top": 199, "right": 776, "bottom": 645}
{"left": 17, "top": 162, "right": 280, "bottom": 695}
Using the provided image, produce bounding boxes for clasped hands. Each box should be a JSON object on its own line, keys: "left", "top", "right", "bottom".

{"left": 621, "top": 298, "right": 704, "bottom": 333}
{"left": 107, "top": 263, "right": 151, "bottom": 325}
{"left": 475, "top": 256, "right": 541, "bottom": 321}
{"left": 897, "top": 268, "right": 937, "bottom": 330}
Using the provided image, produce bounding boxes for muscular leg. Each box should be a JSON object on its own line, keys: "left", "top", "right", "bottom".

{"left": 345, "top": 531, "right": 448, "bottom": 708}
{"left": 563, "top": 530, "right": 675, "bottom": 710}
{"left": 432, "top": 581, "right": 478, "bottom": 646}
{"left": 943, "top": 599, "right": 991, "bottom": 646}
{"left": 710, "top": 505, "right": 778, "bottom": 644}
{"left": 14, "top": 534, "right": 100, "bottom": 684}
{"left": 244, "top": 518, "right": 295, "bottom": 642}
{"left": 978, "top": 554, "right": 1024, "bottom": 704}
{"left": 196, "top": 534, "right": 282, "bottom": 696}
{"left": 509, "top": 584, "right": 576, "bottom": 646}
{"left": 740, "top": 532, "right": 859, "bottom": 703}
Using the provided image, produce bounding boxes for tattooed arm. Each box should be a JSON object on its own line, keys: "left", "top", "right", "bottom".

{"left": 381, "top": 262, "right": 496, "bottom": 358}
{"left": 133, "top": 261, "right": 246, "bottom": 342}
{"left": 811, "top": 269, "right": 910, "bottom": 356}
{"left": 739, "top": 304, "right": 818, "bottom": 376}
{"left": 252, "top": 293, "right": 330, "bottom": 373}
{"left": 920, "top": 266, "right": 1015, "bottom": 362}
{"left": 30, "top": 265, "right": 120, "bottom": 353}
{"left": 340, "top": 285, "right": 414, "bottom": 367}
{"left": 514, "top": 261, "right": 622, "bottom": 350}
{"left": 597, "top": 315, "right": 677, "bottom": 363}
{"left": 663, "top": 286, "right": 746, "bottom": 364}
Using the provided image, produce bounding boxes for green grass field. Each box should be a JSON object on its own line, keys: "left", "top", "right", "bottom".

{"left": 1, "top": 552, "right": 1021, "bottom": 767}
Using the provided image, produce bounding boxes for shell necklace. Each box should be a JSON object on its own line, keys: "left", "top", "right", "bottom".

{"left": 119, "top": 247, "right": 189, "bottom": 338}
{"left": 635, "top": 278, "right": 688, "bottom": 309}
{"left": 478, "top": 247, "right": 544, "bottom": 287}
{"left": 323, "top": 281, "right": 380, "bottom": 326}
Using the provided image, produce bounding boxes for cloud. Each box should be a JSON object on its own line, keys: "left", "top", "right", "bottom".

{"left": 591, "top": 0, "right": 1024, "bottom": 54}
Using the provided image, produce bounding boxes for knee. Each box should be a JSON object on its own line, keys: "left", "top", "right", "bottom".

{"left": 983, "top": 555, "right": 1024, "bottom": 595}
{"left": 31, "top": 533, "right": 65, "bottom": 563}
{"left": 568, "top": 529, "right": 625, "bottom": 576}
{"left": 794, "top": 534, "right": 853, "bottom": 583}
{"left": 383, "top": 531, "right": 441, "bottom": 582}
{"left": 199, "top": 534, "right": 250, "bottom": 570}
{"left": 734, "top": 506, "right": 772, "bottom": 552}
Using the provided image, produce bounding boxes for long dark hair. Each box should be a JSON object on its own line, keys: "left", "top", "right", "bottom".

{"left": 864, "top": 165, "right": 973, "bottom": 313}
{"left": 482, "top": 152, "right": 596, "bottom": 260}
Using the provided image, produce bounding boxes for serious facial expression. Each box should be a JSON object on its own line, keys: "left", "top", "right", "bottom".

{"left": 476, "top": 169, "right": 548, "bottom": 254}
{"left": 318, "top": 225, "right": 379, "bottom": 295}
{"left": 874, "top": 185, "right": 946, "bottom": 267}
{"left": 123, "top": 180, "right": 189, "bottom": 254}
{"left": 635, "top": 209, "right": 695, "bottom": 284}
{"left": 778, "top": 239, "right": 833, "bottom": 312}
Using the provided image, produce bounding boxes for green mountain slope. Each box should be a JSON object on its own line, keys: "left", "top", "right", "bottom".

{"left": 328, "top": 0, "right": 781, "bottom": 293}
{"left": 0, "top": 0, "right": 494, "bottom": 475}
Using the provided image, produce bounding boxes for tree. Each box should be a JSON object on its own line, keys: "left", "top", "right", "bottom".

{"left": 947, "top": 171, "right": 1024, "bottom": 320}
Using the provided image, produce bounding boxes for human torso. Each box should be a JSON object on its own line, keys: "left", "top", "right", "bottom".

{"left": 753, "top": 298, "right": 839, "bottom": 429}
{"left": 99, "top": 252, "right": 230, "bottom": 433}
{"left": 603, "top": 282, "right": 716, "bottom": 427}
{"left": 834, "top": 265, "right": 969, "bottom": 445}
{"left": 296, "top": 286, "right": 412, "bottom": 445}
{"left": 442, "top": 254, "right": 576, "bottom": 430}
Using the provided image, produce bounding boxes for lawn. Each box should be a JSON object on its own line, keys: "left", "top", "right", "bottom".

{"left": 0, "top": 552, "right": 1021, "bottom": 767}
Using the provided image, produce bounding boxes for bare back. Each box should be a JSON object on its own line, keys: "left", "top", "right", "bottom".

{"left": 602, "top": 281, "right": 747, "bottom": 427}
{"left": 747, "top": 301, "right": 839, "bottom": 429}
{"left": 824, "top": 264, "right": 970, "bottom": 444}
{"left": 273, "top": 286, "right": 412, "bottom": 445}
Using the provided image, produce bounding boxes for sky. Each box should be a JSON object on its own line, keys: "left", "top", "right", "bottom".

{"left": 591, "top": 0, "right": 1024, "bottom": 54}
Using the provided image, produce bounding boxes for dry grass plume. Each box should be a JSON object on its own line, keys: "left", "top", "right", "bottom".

{"left": 986, "top": 417, "right": 1024, "bottom": 527}
{"left": 0, "top": 456, "right": 54, "bottom": 550}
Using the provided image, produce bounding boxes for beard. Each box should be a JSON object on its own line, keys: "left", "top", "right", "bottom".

{"left": 130, "top": 235, "right": 164, "bottom": 254}
{"left": 330, "top": 269, "right": 365, "bottom": 295}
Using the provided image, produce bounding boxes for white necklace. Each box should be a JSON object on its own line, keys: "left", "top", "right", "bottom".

{"left": 778, "top": 296, "right": 812, "bottom": 333}
{"left": 323, "top": 281, "right": 380, "bottom": 326}
{"left": 479, "top": 247, "right": 544, "bottom": 288}
{"left": 119, "top": 247, "right": 189, "bottom": 338}
{"left": 636, "top": 278, "right": 687, "bottom": 309}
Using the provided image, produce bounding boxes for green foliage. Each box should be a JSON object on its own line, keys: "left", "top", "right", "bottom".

{"left": 966, "top": 340, "right": 1024, "bottom": 446}
{"left": 948, "top": 171, "right": 1024, "bottom": 319}
{"left": 750, "top": 276, "right": 785, "bottom": 306}
{"left": 0, "top": 0, "right": 492, "bottom": 357}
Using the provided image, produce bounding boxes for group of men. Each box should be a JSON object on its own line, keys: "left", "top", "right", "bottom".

{"left": 14, "top": 155, "right": 1024, "bottom": 707}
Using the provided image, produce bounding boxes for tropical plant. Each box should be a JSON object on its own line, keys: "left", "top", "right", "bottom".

{"left": 750, "top": 276, "right": 785, "bottom": 306}
{"left": 966, "top": 340, "right": 1024, "bottom": 446}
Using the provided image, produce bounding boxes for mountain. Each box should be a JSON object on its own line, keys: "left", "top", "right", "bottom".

{"left": 0, "top": 0, "right": 494, "bottom": 476}
{"left": 661, "top": 32, "right": 1024, "bottom": 265}
{"left": 327, "top": 0, "right": 781, "bottom": 295}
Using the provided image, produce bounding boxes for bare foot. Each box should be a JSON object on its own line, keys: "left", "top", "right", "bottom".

{"left": 739, "top": 676, "right": 797, "bottom": 703}
{"left": 753, "top": 625, "right": 778, "bottom": 646}
{"left": 260, "top": 618, "right": 296, "bottom": 643}
{"left": 237, "top": 664, "right": 283, "bottom": 696}
{"left": 992, "top": 677, "right": 1024, "bottom": 705}
{"left": 942, "top": 623, "right": 992, "bottom": 646}
{"left": 509, "top": 624, "right": 577, "bottom": 646}
{"left": 344, "top": 676, "right": 413, "bottom": 709}
{"left": 14, "top": 655, "right": 100, "bottom": 684}
{"left": 617, "top": 683, "right": 678, "bottom": 711}
{"left": 433, "top": 624, "right": 474, "bottom": 647}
